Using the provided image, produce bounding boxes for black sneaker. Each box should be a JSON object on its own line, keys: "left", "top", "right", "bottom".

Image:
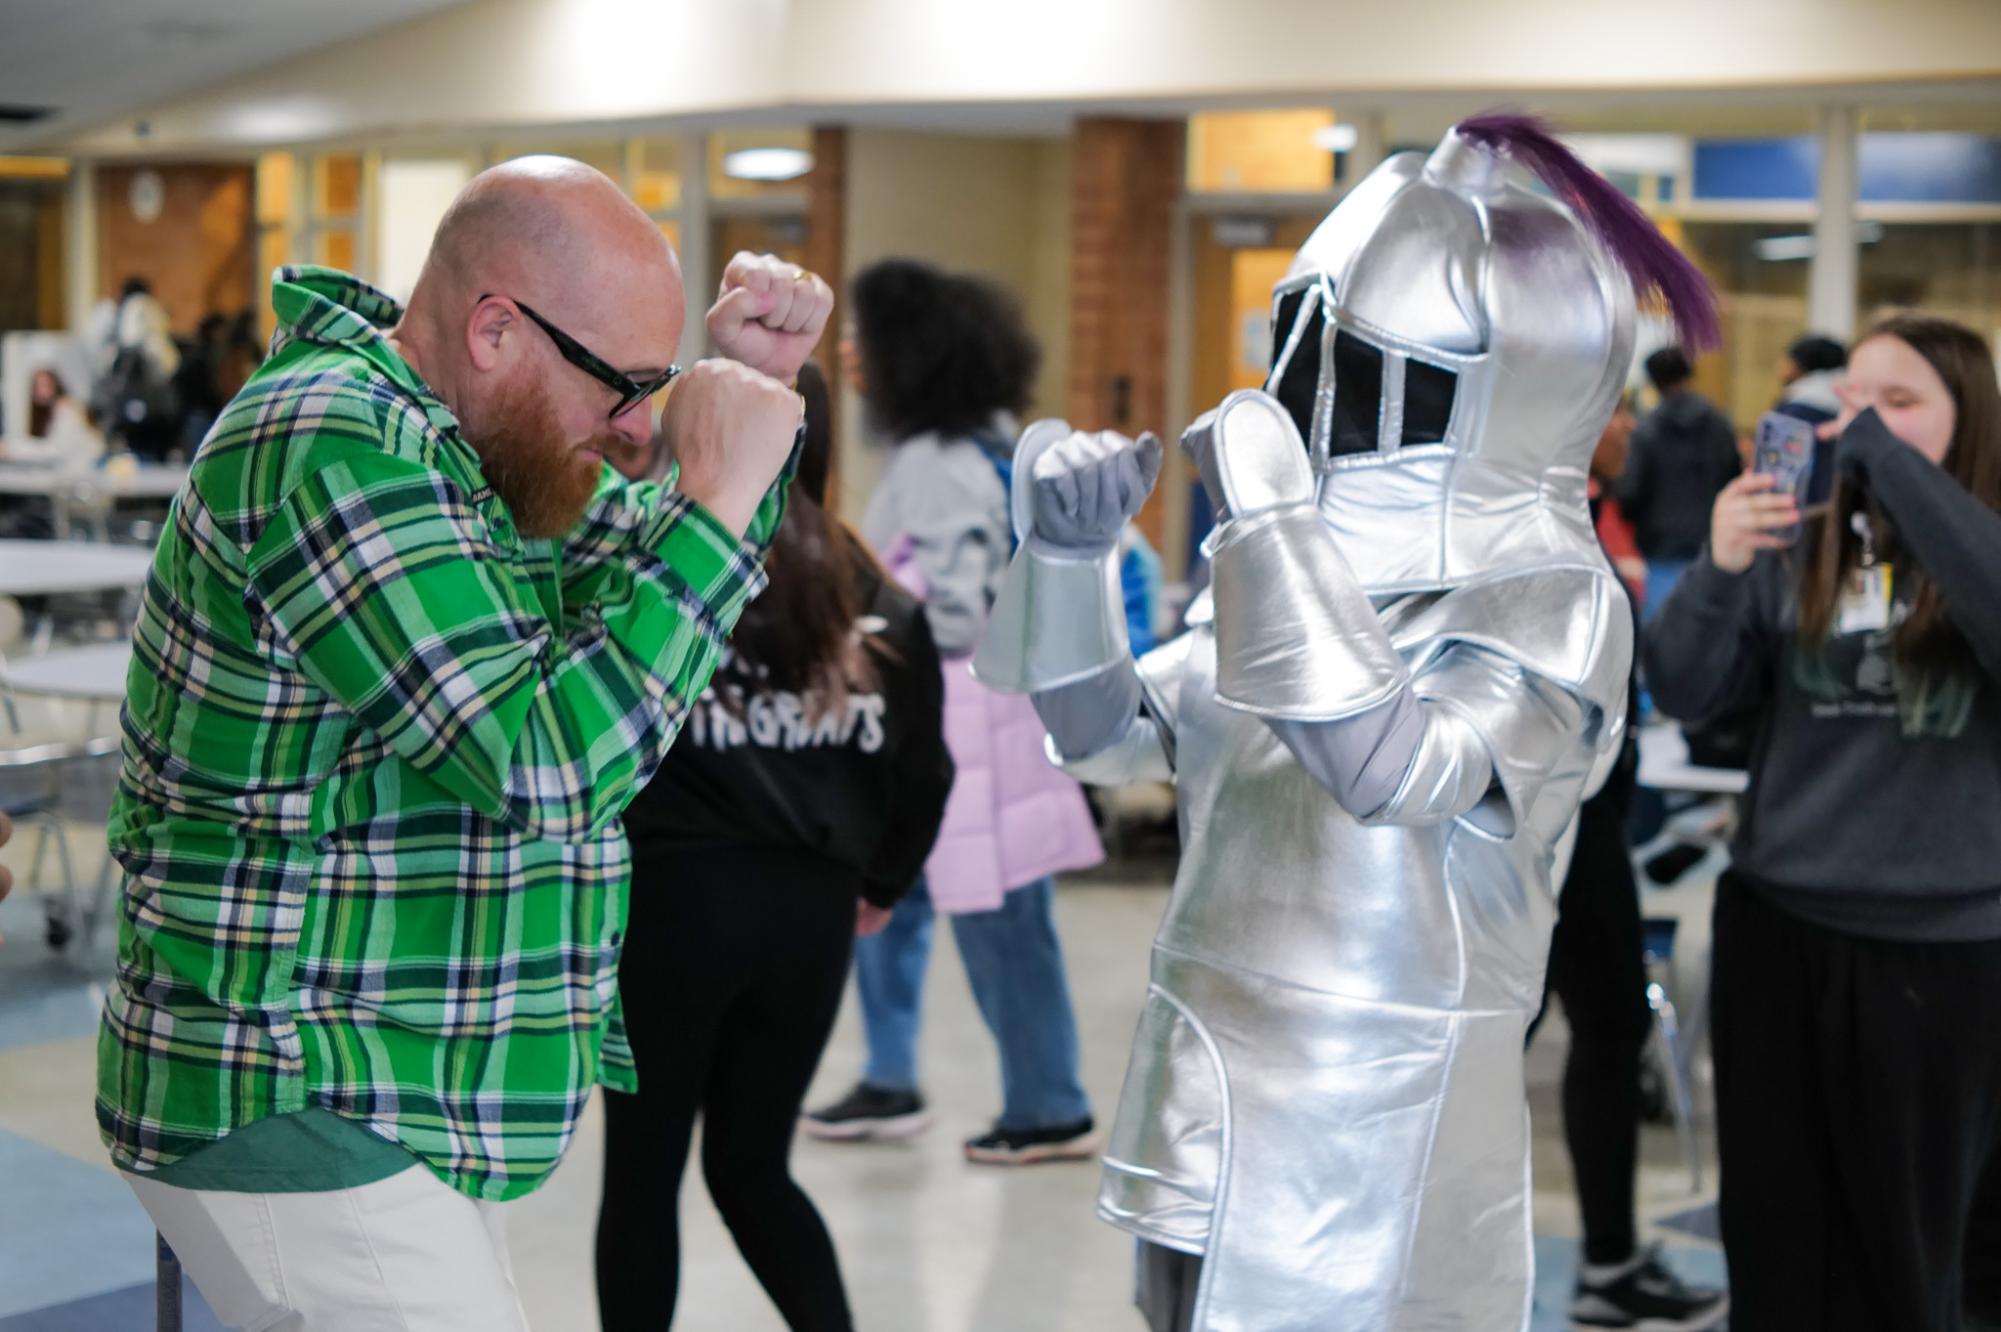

{"left": 1571, "top": 1245, "right": 1728, "bottom": 1331}
{"left": 801, "top": 1083, "right": 930, "bottom": 1141}
{"left": 963, "top": 1117, "right": 1101, "bottom": 1166}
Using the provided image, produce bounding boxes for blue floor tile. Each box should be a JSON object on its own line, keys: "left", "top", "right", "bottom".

{"left": 0, "top": 1129, "right": 157, "bottom": 1319}
{"left": 0, "top": 1279, "right": 222, "bottom": 1332}
{"left": 0, "top": 895, "right": 115, "bottom": 1054}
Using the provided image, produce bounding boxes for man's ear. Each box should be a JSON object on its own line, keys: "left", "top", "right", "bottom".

{"left": 466, "top": 297, "right": 514, "bottom": 373}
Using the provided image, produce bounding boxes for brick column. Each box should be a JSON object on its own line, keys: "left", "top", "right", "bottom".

{"left": 1066, "top": 118, "right": 1184, "bottom": 546}
{"left": 804, "top": 124, "right": 848, "bottom": 502}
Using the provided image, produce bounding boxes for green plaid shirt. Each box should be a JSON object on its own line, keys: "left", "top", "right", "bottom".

{"left": 98, "top": 266, "right": 786, "bottom": 1201}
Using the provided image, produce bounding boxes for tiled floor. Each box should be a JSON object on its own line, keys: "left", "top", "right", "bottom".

{"left": 0, "top": 827, "right": 1727, "bottom": 1331}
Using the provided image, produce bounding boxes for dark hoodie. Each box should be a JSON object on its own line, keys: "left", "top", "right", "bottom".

{"left": 1617, "top": 388, "right": 1742, "bottom": 561}
{"left": 621, "top": 534, "right": 954, "bottom": 907}
{"left": 1644, "top": 410, "right": 2001, "bottom": 941}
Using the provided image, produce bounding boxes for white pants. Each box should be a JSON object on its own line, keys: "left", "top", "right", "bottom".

{"left": 127, "top": 1165, "right": 532, "bottom": 1331}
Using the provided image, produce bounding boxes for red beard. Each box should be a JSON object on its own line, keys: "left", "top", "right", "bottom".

{"left": 471, "top": 375, "right": 632, "bottom": 538}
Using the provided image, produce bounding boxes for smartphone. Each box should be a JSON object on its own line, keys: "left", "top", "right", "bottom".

{"left": 1752, "top": 411, "right": 1816, "bottom": 545}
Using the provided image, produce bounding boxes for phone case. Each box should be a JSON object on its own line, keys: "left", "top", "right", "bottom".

{"left": 1752, "top": 412, "right": 1816, "bottom": 544}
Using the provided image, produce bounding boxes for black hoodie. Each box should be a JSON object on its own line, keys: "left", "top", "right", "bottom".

{"left": 1644, "top": 410, "right": 2001, "bottom": 941}
{"left": 1617, "top": 388, "right": 1743, "bottom": 561}
{"left": 621, "top": 533, "right": 954, "bottom": 907}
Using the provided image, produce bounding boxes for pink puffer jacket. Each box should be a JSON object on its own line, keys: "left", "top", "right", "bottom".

{"left": 877, "top": 533, "right": 1104, "bottom": 913}
{"left": 927, "top": 657, "right": 1105, "bottom": 913}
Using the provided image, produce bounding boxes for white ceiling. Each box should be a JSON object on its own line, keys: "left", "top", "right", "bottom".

{"left": 0, "top": 0, "right": 472, "bottom": 154}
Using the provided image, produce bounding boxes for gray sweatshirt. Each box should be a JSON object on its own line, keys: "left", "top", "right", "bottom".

{"left": 858, "top": 425, "right": 1013, "bottom": 657}
{"left": 1644, "top": 409, "right": 2001, "bottom": 941}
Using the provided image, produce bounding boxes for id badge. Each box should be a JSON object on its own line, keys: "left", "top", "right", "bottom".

{"left": 1836, "top": 564, "right": 1893, "bottom": 635}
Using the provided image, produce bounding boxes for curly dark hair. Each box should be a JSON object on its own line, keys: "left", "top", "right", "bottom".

{"left": 850, "top": 258, "right": 1040, "bottom": 441}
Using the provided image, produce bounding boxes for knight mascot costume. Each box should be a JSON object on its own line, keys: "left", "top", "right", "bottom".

{"left": 972, "top": 115, "right": 1719, "bottom": 1331}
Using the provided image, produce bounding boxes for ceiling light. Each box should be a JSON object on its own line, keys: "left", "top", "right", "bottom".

{"left": 1311, "top": 124, "right": 1360, "bottom": 154}
{"left": 1753, "top": 234, "right": 1817, "bottom": 262}
{"left": 1753, "top": 221, "right": 1887, "bottom": 262}
{"left": 722, "top": 147, "right": 813, "bottom": 181}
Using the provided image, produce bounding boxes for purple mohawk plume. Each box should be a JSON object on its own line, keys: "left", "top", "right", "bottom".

{"left": 1455, "top": 112, "right": 1720, "bottom": 352}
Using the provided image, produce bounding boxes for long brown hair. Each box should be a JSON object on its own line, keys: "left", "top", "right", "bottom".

{"left": 1797, "top": 314, "right": 2001, "bottom": 684}
{"left": 715, "top": 361, "right": 884, "bottom": 720}
{"left": 27, "top": 368, "right": 65, "bottom": 438}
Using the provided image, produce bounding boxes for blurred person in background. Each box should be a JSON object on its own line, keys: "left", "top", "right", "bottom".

{"left": 88, "top": 275, "right": 182, "bottom": 460}
{"left": 1775, "top": 333, "right": 1849, "bottom": 505}
{"left": 1, "top": 368, "right": 104, "bottom": 469}
{"left": 1120, "top": 524, "right": 1165, "bottom": 657}
{"left": 804, "top": 257, "right": 1106, "bottom": 1165}
{"left": 1618, "top": 346, "right": 1742, "bottom": 616}
{"left": 1528, "top": 401, "right": 1728, "bottom": 1332}
{"left": 1592, "top": 396, "right": 1648, "bottom": 603}
{"left": 170, "top": 313, "right": 233, "bottom": 455}
{"left": 595, "top": 361, "right": 952, "bottom": 1332}
{"left": 97, "top": 158, "right": 822, "bottom": 1330}
{"left": 1646, "top": 314, "right": 2001, "bottom": 1331}
{"left": 218, "top": 310, "right": 266, "bottom": 403}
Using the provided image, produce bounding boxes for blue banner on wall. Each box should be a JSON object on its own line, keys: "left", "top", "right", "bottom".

{"left": 1693, "top": 133, "right": 2001, "bottom": 204}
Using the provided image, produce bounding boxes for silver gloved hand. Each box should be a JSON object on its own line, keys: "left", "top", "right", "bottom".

{"left": 1180, "top": 391, "right": 1315, "bottom": 528}
{"left": 1027, "top": 428, "right": 1164, "bottom": 556}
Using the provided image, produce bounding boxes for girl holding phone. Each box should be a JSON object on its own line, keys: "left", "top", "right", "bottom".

{"left": 1645, "top": 314, "right": 2001, "bottom": 1330}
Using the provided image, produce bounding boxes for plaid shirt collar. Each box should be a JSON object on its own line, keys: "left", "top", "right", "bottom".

{"left": 271, "top": 265, "right": 464, "bottom": 442}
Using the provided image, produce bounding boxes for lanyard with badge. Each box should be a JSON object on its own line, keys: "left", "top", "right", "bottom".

{"left": 1836, "top": 510, "right": 1894, "bottom": 635}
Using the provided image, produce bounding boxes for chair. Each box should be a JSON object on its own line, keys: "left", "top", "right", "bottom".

{"left": 55, "top": 474, "right": 113, "bottom": 544}
{"left": 1641, "top": 915, "right": 1704, "bottom": 1194}
{"left": 157, "top": 1233, "right": 183, "bottom": 1331}
{"left": 0, "top": 734, "right": 120, "bottom": 950}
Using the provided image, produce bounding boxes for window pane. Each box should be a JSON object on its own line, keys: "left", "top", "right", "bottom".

{"left": 314, "top": 154, "right": 361, "bottom": 219}
{"left": 256, "top": 152, "right": 295, "bottom": 228}
{"left": 1678, "top": 220, "right": 1811, "bottom": 429}
{"left": 633, "top": 138, "right": 682, "bottom": 213}
{"left": 1188, "top": 109, "right": 1338, "bottom": 194}
{"left": 1860, "top": 222, "right": 2001, "bottom": 338}
{"left": 316, "top": 228, "right": 357, "bottom": 272}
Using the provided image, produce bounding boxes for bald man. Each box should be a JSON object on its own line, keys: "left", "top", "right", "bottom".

{"left": 95, "top": 158, "right": 831, "bottom": 1329}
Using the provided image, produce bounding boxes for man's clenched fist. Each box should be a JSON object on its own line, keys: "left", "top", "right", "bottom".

{"left": 663, "top": 359, "right": 802, "bottom": 538}
{"left": 707, "top": 252, "right": 835, "bottom": 386}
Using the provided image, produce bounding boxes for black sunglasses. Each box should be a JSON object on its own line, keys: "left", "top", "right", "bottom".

{"left": 482, "top": 294, "right": 681, "bottom": 420}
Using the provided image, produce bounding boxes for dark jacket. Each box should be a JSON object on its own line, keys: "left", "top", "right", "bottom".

{"left": 1643, "top": 410, "right": 2001, "bottom": 942}
{"left": 621, "top": 532, "right": 954, "bottom": 907}
{"left": 1617, "top": 389, "right": 1742, "bottom": 561}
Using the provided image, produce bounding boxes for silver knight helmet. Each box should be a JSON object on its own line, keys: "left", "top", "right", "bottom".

{"left": 1264, "top": 113, "right": 1721, "bottom": 592}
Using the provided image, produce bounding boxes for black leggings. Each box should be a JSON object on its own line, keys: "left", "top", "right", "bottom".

{"left": 595, "top": 844, "right": 858, "bottom": 1332}
{"left": 1712, "top": 875, "right": 2001, "bottom": 1332}
{"left": 1533, "top": 778, "right": 1654, "bottom": 1267}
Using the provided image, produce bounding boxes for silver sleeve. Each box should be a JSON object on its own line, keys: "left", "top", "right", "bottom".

{"left": 971, "top": 540, "right": 1129, "bottom": 692}
{"left": 1268, "top": 644, "right": 1589, "bottom": 835}
{"left": 1034, "top": 660, "right": 1142, "bottom": 761}
{"left": 1374, "top": 645, "right": 1588, "bottom": 833}
{"left": 1035, "top": 632, "right": 1194, "bottom": 786}
{"left": 1049, "top": 714, "right": 1174, "bottom": 786}
{"left": 1208, "top": 502, "right": 1407, "bottom": 721}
